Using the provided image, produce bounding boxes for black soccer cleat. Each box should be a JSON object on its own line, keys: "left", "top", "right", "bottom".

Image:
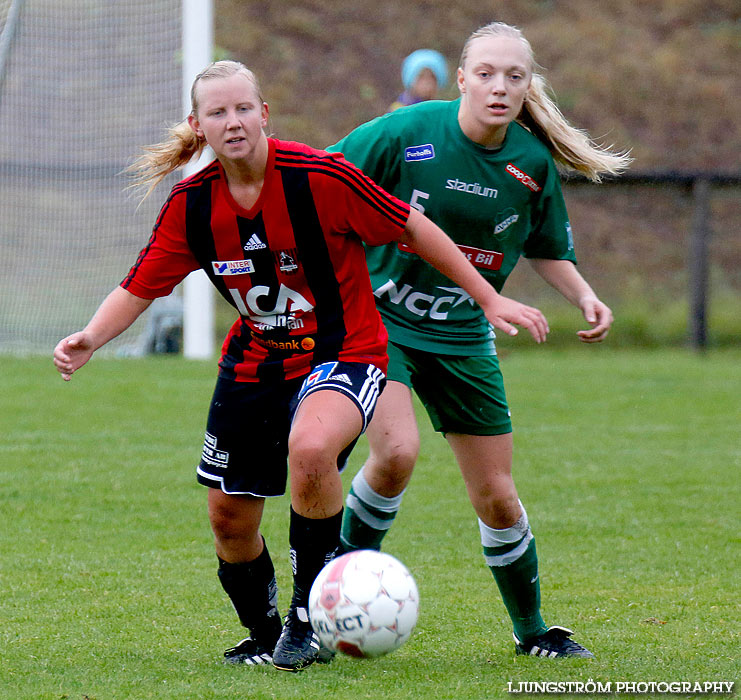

{"left": 315, "top": 642, "right": 336, "bottom": 664}
{"left": 514, "top": 626, "right": 595, "bottom": 658}
{"left": 272, "top": 605, "right": 320, "bottom": 672}
{"left": 223, "top": 637, "right": 274, "bottom": 665}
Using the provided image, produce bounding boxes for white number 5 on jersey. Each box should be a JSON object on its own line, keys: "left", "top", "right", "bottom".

{"left": 410, "top": 189, "right": 430, "bottom": 214}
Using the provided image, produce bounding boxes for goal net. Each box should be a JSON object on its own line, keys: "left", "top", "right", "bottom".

{"left": 0, "top": 0, "right": 182, "bottom": 355}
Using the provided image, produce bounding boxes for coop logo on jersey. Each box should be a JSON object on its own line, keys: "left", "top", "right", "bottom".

{"left": 505, "top": 163, "right": 542, "bottom": 192}
{"left": 212, "top": 259, "right": 255, "bottom": 276}
{"left": 404, "top": 144, "right": 435, "bottom": 162}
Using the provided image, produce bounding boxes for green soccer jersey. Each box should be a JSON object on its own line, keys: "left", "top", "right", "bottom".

{"left": 329, "top": 98, "right": 576, "bottom": 355}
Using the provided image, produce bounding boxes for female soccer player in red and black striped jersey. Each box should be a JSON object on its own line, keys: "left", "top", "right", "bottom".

{"left": 53, "top": 61, "right": 548, "bottom": 672}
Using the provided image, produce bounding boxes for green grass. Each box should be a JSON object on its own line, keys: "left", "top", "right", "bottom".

{"left": 1, "top": 350, "right": 739, "bottom": 700}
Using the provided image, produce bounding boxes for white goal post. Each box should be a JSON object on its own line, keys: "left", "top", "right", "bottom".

{"left": 181, "top": 0, "right": 214, "bottom": 359}
{"left": 0, "top": 0, "right": 213, "bottom": 357}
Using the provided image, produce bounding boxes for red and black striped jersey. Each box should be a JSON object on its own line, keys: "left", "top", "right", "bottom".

{"left": 122, "top": 138, "right": 410, "bottom": 382}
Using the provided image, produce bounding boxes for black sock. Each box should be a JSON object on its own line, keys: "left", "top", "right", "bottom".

{"left": 217, "top": 538, "right": 282, "bottom": 647}
{"left": 288, "top": 507, "right": 342, "bottom": 610}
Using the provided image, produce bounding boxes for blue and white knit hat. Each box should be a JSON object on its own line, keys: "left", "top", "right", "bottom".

{"left": 401, "top": 49, "right": 448, "bottom": 89}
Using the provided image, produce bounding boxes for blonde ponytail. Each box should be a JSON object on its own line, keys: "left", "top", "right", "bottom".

{"left": 126, "top": 60, "right": 264, "bottom": 201}
{"left": 125, "top": 120, "right": 207, "bottom": 201}
{"left": 460, "top": 22, "right": 632, "bottom": 182}
{"left": 519, "top": 73, "right": 632, "bottom": 182}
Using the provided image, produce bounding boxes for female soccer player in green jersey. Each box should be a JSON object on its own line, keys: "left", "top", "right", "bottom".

{"left": 329, "top": 21, "right": 631, "bottom": 658}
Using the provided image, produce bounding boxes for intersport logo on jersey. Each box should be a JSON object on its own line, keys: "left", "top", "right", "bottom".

{"left": 212, "top": 259, "right": 255, "bottom": 276}
{"left": 505, "top": 163, "right": 542, "bottom": 192}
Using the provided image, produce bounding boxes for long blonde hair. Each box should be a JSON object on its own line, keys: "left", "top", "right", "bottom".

{"left": 460, "top": 22, "right": 632, "bottom": 182}
{"left": 126, "top": 60, "right": 264, "bottom": 200}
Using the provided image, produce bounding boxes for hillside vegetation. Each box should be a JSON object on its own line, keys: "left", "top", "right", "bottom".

{"left": 215, "top": 0, "right": 740, "bottom": 173}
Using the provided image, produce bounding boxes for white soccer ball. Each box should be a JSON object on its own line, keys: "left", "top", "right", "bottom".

{"left": 309, "top": 549, "right": 419, "bottom": 658}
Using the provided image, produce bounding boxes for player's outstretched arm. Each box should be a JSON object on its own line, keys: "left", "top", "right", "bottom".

{"left": 400, "top": 208, "right": 549, "bottom": 343}
{"left": 53, "top": 287, "right": 153, "bottom": 381}
{"left": 528, "top": 258, "right": 613, "bottom": 343}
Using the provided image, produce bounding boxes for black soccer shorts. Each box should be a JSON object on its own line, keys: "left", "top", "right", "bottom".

{"left": 196, "top": 361, "right": 385, "bottom": 496}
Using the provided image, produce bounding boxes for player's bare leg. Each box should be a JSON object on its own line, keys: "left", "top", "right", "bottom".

{"left": 274, "top": 389, "right": 363, "bottom": 671}
{"left": 340, "top": 380, "right": 419, "bottom": 551}
{"left": 445, "top": 432, "right": 520, "bottom": 528}
{"left": 364, "top": 381, "right": 420, "bottom": 496}
{"left": 447, "top": 432, "right": 593, "bottom": 657}
{"left": 208, "top": 490, "right": 265, "bottom": 561}
{"left": 288, "top": 388, "right": 362, "bottom": 518}
{"left": 208, "top": 491, "right": 283, "bottom": 665}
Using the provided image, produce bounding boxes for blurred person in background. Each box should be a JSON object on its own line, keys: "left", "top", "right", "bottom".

{"left": 329, "top": 21, "right": 631, "bottom": 659}
{"left": 389, "top": 48, "right": 449, "bottom": 111}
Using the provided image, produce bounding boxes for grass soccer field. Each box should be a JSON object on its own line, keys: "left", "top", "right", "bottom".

{"left": 1, "top": 349, "right": 738, "bottom": 700}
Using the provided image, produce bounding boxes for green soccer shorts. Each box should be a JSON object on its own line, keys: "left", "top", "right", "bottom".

{"left": 386, "top": 341, "right": 512, "bottom": 436}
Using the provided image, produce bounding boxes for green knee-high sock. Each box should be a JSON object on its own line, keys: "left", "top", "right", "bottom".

{"left": 480, "top": 512, "right": 547, "bottom": 642}
{"left": 340, "top": 468, "right": 404, "bottom": 552}
{"left": 488, "top": 539, "right": 546, "bottom": 641}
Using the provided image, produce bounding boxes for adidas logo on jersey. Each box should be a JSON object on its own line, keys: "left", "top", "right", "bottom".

{"left": 243, "top": 234, "right": 267, "bottom": 251}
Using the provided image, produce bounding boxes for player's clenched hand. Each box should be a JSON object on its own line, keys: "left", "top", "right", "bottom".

{"left": 53, "top": 332, "right": 95, "bottom": 381}
{"left": 481, "top": 295, "right": 549, "bottom": 344}
{"left": 576, "top": 297, "right": 613, "bottom": 343}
